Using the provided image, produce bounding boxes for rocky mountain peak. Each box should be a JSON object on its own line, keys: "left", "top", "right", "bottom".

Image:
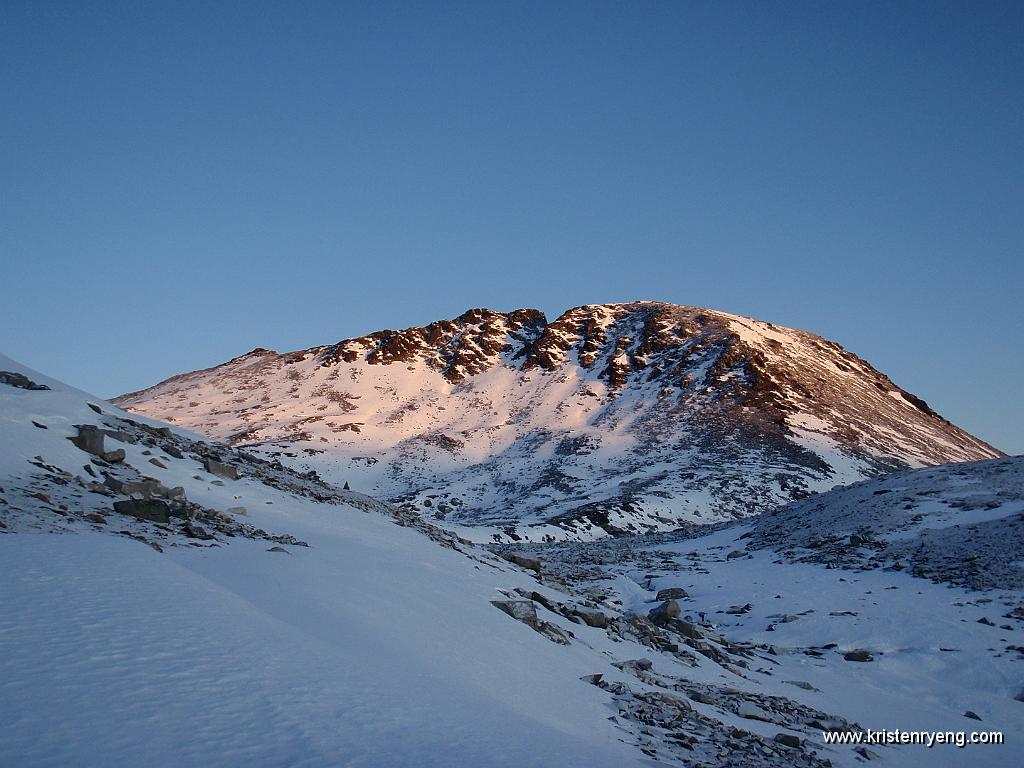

{"left": 113, "top": 301, "right": 1002, "bottom": 540}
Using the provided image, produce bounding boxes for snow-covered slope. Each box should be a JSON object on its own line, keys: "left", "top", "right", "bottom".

{"left": 114, "top": 302, "right": 1001, "bottom": 541}
{"left": 3, "top": 354, "right": 1020, "bottom": 767}
{"left": 0, "top": 353, "right": 645, "bottom": 767}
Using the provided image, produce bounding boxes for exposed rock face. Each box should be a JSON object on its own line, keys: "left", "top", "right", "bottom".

{"left": 0, "top": 371, "right": 50, "bottom": 390}
{"left": 114, "top": 302, "right": 1002, "bottom": 540}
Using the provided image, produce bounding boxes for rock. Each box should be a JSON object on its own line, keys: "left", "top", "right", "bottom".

{"left": 774, "top": 733, "right": 802, "bottom": 749}
{"left": 87, "top": 403, "right": 102, "bottom": 414}
{"left": 503, "top": 552, "right": 542, "bottom": 572}
{"left": 576, "top": 608, "right": 611, "bottom": 628}
{"left": 648, "top": 599, "right": 681, "bottom": 625}
{"left": 491, "top": 600, "right": 539, "bottom": 629}
{"left": 843, "top": 649, "right": 874, "bottom": 662}
{"left": 849, "top": 533, "right": 864, "bottom": 546}
{"left": 963, "top": 710, "right": 982, "bottom": 721}
{"left": 726, "top": 549, "right": 746, "bottom": 559}
{"left": 631, "top": 658, "right": 653, "bottom": 670}
{"left": 182, "top": 523, "right": 213, "bottom": 540}
{"left": 854, "top": 746, "right": 879, "bottom": 760}
{"left": 978, "top": 617, "right": 996, "bottom": 626}
{"left": 0, "top": 371, "right": 50, "bottom": 390}
{"left": 675, "top": 621, "right": 704, "bottom": 640}
{"left": 148, "top": 457, "right": 167, "bottom": 469}
{"left": 113, "top": 498, "right": 171, "bottom": 524}
{"left": 102, "top": 449, "right": 126, "bottom": 464}
{"left": 580, "top": 673, "right": 603, "bottom": 685}
{"left": 736, "top": 702, "right": 773, "bottom": 722}
{"left": 725, "top": 603, "right": 753, "bottom": 615}
{"left": 267, "top": 546, "right": 291, "bottom": 554}
{"left": 69, "top": 425, "right": 105, "bottom": 456}
{"left": 203, "top": 459, "right": 238, "bottom": 480}
{"left": 32, "top": 420, "right": 47, "bottom": 429}
{"left": 163, "top": 444, "right": 184, "bottom": 459}
{"left": 83, "top": 513, "right": 106, "bottom": 524}
{"left": 227, "top": 506, "right": 247, "bottom": 516}
{"left": 656, "top": 587, "right": 688, "bottom": 601}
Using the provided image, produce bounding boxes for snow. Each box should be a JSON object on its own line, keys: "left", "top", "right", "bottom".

{"left": 0, "top": 353, "right": 649, "bottom": 767}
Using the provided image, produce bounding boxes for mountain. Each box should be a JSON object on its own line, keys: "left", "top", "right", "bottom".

{"left": 114, "top": 302, "right": 1001, "bottom": 541}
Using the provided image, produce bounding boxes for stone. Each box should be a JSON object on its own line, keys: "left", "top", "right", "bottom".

{"left": 182, "top": 523, "right": 213, "bottom": 540}
{"left": 656, "top": 587, "right": 688, "bottom": 601}
{"left": 491, "top": 600, "right": 539, "bottom": 629}
{"left": 267, "top": 546, "right": 290, "bottom": 554}
{"left": 580, "top": 673, "right": 603, "bottom": 685}
{"left": 675, "top": 621, "right": 704, "bottom": 640}
{"left": 0, "top": 371, "right": 50, "bottom": 390}
{"left": 113, "top": 498, "right": 171, "bottom": 524}
{"left": 963, "top": 710, "right": 982, "bottom": 721}
{"left": 32, "top": 421, "right": 47, "bottom": 429}
{"left": 102, "top": 449, "right": 126, "bottom": 464}
{"left": 774, "top": 733, "right": 802, "bottom": 749}
{"left": 977, "top": 617, "right": 996, "bottom": 626}
{"left": 227, "top": 506, "right": 247, "bottom": 516}
{"left": 149, "top": 457, "right": 167, "bottom": 469}
{"left": 87, "top": 403, "right": 103, "bottom": 414}
{"left": 163, "top": 444, "right": 184, "bottom": 459}
{"left": 83, "top": 513, "right": 106, "bottom": 524}
{"left": 736, "top": 702, "right": 773, "bottom": 722}
{"left": 69, "top": 425, "right": 105, "bottom": 456}
{"left": 726, "top": 549, "right": 746, "bottom": 559}
{"left": 203, "top": 459, "right": 238, "bottom": 480}
{"left": 843, "top": 649, "right": 874, "bottom": 662}
{"left": 576, "top": 608, "right": 611, "bottom": 628}
{"left": 648, "top": 599, "right": 681, "bottom": 625}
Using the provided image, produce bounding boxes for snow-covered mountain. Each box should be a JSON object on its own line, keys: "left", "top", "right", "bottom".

{"left": 4, "top": 353, "right": 1020, "bottom": 768}
{"left": 115, "top": 302, "right": 1001, "bottom": 541}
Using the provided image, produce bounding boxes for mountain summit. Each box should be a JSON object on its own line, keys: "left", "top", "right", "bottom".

{"left": 115, "top": 302, "right": 1001, "bottom": 540}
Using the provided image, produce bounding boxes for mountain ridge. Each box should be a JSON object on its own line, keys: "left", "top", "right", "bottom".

{"left": 114, "top": 301, "right": 1002, "bottom": 541}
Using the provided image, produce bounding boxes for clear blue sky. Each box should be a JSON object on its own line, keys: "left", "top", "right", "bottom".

{"left": 2, "top": 1, "right": 1021, "bottom": 453}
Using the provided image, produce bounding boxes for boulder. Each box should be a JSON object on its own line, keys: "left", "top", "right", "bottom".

{"left": 0, "top": 371, "right": 50, "bottom": 390}
{"left": 203, "top": 459, "right": 238, "bottom": 480}
{"left": 843, "top": 649, "right": 874, "bottom": 662}
{"left": 113, "top": 498, "right": 171, "bottom": 524}
{"left": 575, "top": 608, "right": 611, "bottom": 629}
{"left": 148, "top": 457, "right": 167, "bottom": 469}
{"left": 69, "top": 425, "right": 105, "bottom": 456}
{"left": 491, "top": 600, "right": 539, "bottom": 629}
{"left": 774, "top": 733, "right": 802, "bottom": 749}
{"left": 163, "top": 444, "right": 184, "bottom": 459}
{"left": 656, "top": 587, "right": 688, "bottom": 601}
{"left": 648, "top": 599, "right": 681, "bottom": 625}
{"left": 102, "top": 449, "right": 126, "bottom": 464}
